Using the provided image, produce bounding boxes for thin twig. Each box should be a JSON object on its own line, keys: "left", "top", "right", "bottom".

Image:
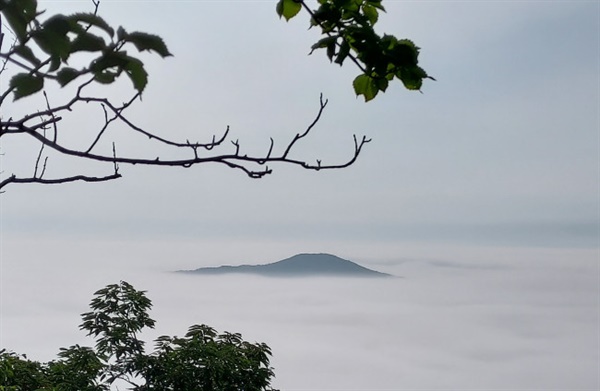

{"left": 33, "top": 129, "right": 46, "bottom": 178}
{"left": 282, "top": 93, "right": 328, "bottom": 159}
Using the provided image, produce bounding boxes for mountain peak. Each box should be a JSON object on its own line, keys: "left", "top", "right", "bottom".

{"left": 179, "top": 253, "right": 392, "bottom": 278}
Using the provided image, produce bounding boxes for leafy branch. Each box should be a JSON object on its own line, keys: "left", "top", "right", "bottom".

{"left": 0, "top": 0, "right": 428, "bottom": 191}
{"left": 0, "top": 0, "right": 372, "bottom": 191}
{"left": 277, "top": 0, "right": 434, "bottom": 101}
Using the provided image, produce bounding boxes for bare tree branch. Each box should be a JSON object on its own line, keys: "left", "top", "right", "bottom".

{"left": 0, "top": 1, "right": 373, "bottom": 192}
{"left": 1, "top": 90, "right": 368, "bottom": 191}
{"left": 1, "top": 173, "right": 122, "bottom": 189}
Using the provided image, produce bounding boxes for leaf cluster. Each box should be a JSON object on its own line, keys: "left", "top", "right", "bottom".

{"left": 276, "top": 0, "right": 434, "bottom": 101}
{"left": 1, "top": 0, "right": 171, "bottom": 100}
{"left": 141, "top": 326, "right": 274, "bottom": 390}
{"left": 0, "top": 282, "right": 277, "bottom": 391}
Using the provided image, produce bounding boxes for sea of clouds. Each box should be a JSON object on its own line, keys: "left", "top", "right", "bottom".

{"left": 1, "top": 237, "right": 598, "bottom": 390}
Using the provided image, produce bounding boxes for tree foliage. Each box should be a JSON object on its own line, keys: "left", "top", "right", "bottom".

{"left": 277, "top": 0, "right": 434, "bottom": 101}
{"left": 1, "top": 0, "right": 170, "bottom": 97}
{"left": 0, "top": 281, "right": 277, "bottom": 391}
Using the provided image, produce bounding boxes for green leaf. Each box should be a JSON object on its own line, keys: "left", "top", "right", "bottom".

{"left": 68, "top": 13, "right": 114, "bottom": 37}
{"left": 396, "top": 66, "right": 428, "bottom": 90}
{"left": 326, "top": 40, "right": 336, "bottom": 62}
{"left": 400, "top": 76, "right": 422, "bottom": 90}
{"left": 33, "top": 16, "right": 72, "bottom": 62}
{"left": 362, "top": 4, "right": 378, "bottom": 25}
{"left": 56, "top": 67, "right": 80, "bottom": 87}
{"left": 311, "top": 3, "right": 334, "bottom": 26}
{"left": 70, "top": 32, "right": 106, "bottom": 53}
{"left": 334, "top": 39, "right": 350, "bottom": 65}
{"left": 376, "top": 77, "right": 388, "bottom": 92}
{"left": 1, "top": 0, "right": 37, "bottom": 41}
{"left": 13, "top": 45, "right": 41, "bottom": 65}
{"left": 309, "top": 36, "right": 337, "bottom": 55}
{"left": 122, "top": 31, "right": 172, "bottom": 57}
{"left": 340, "top": 1, "right": 360, "bottom": 14}
{"left": 48, "top": 56, "right": 61, "bottom": 72}
{"left": 2, "top": 3, "right": 28, "bottom": 43}
{"left": 43, "top": 15, "right": 71, "bottom": 37}
{"left": 10, "top": 73, "right": 44, "bottom": 100}
{"left": 389, "top": 39, "right": 419, "bottom": 66}
{"left": 352, "top": 73, "right": 379, "bottom": 102}
{"left": 90, "top": 51, "right": 130, "bottom": 73}
{"left": 276, "top": 0, "right": 302, "bottom": 21}
{"left": 366, "top": 0, "right": 385, "bottom": 12}
{"left": 20, "top": 0, "right": 38, "bottom": 19}
{"left": 123, "top": 57, "right": 148, "bottom": 92}
{"left": 117, "top": 26, "right": 127, "bottom": 41}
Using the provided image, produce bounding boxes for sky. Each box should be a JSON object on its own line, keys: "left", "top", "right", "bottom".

{"left": 0, "top": 1, "right": 599, "bottom": 389}
{"left": 1, "top": 0, "right": 598, "bottom": 250}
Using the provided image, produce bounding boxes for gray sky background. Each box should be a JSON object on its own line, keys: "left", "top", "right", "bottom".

{"left": 1, "top": 0, "right": 598, "bottom": 256}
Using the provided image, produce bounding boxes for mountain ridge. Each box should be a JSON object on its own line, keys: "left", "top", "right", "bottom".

{"left": 178, "top": 253, "right": 392, "bottom": 278}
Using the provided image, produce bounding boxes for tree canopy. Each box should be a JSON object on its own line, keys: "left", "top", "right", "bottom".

{"left": 0, "top": 281, "right": 278, "bottom": 391}
{"left": 0, "top": 0, "right": 431, "bottom": 190}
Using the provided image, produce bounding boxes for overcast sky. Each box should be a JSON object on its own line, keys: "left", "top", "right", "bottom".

{"left": 2, "top": 0, "right": 598, "bottom": 258}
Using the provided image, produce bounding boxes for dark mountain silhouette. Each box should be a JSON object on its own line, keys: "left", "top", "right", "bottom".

{"left": 179, "top": 253, "right": 392, "bottom": 277}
